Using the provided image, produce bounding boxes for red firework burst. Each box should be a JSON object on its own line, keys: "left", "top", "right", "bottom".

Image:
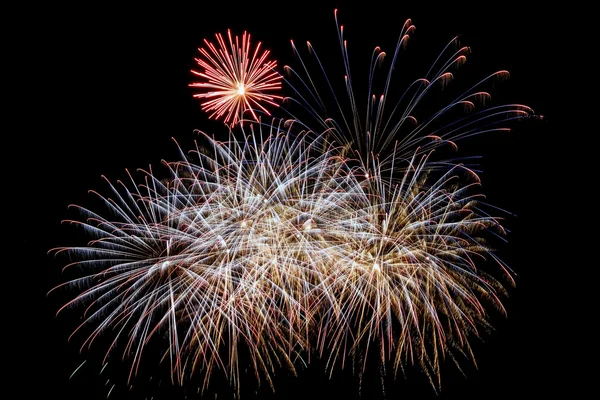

{"left": 190, "top": 30, "right": 283, "bottom": 127}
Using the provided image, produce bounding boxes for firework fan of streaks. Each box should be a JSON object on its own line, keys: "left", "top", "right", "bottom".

{"left": 282, "top": 10, "right": 535, "bottom": 175}
{"left": 274, "top": 8, "right": 536, "bottom": 386}
{"left": 189, "top": 29, "right": 283, "bottom": 127}
{"left": 49, "top": 134, "right": 519, "bottom": 394}
{"left": 49, "top": 123, "right": 368, "bottom": 393}
{"left": 49, "top": 8, "right": 540, "bottom": 397}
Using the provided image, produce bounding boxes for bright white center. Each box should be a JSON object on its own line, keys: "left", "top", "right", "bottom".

{"left": 237, "top": 83, "right": 245, "bottom": 96}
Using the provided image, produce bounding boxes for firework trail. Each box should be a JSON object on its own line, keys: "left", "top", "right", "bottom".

{"left": 190, "top": 29, "right": 283, "bottom": 127}
{"left": 50, "top": 8, "right": 539, "bottom": 397}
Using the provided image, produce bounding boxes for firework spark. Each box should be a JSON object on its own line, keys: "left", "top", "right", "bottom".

{"left": 190, "top": 29, "right": 283, "bottom": 127}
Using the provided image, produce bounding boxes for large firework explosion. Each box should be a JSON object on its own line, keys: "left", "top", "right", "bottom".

{"left": 49, "top": 8, "right": 539, "bottom": 398}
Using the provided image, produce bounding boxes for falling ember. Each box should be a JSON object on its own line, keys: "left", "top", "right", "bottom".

{"left": 190, "top": 29, "right": 283, "bottom": 127}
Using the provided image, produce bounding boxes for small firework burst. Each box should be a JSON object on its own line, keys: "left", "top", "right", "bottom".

{"left": 190, "top": 29, "right": 283, "bottom": 127}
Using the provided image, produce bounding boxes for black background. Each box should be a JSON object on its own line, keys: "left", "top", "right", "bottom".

{"left": 20, "top": 2, "right": 555, "bottom": 399}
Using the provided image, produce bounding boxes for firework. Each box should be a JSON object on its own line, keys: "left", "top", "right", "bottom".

{"left": 277, "top": 9, "right": 536, "bottom": 386}
{"left": 190, "top": 29, "right": 283, "bottom": 127}
{"left": 50, "top": 124, "right": 367, "bottom": 393}
{"left": 50, "top": 8, "right": 538, "bottom": 397}
{"left": 282, "top": 10, "right": 534, "bottom": 171}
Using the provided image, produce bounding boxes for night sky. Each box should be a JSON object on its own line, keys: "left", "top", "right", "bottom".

{"left": 26, "top": 2, "right": 553, "bottom": 399}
